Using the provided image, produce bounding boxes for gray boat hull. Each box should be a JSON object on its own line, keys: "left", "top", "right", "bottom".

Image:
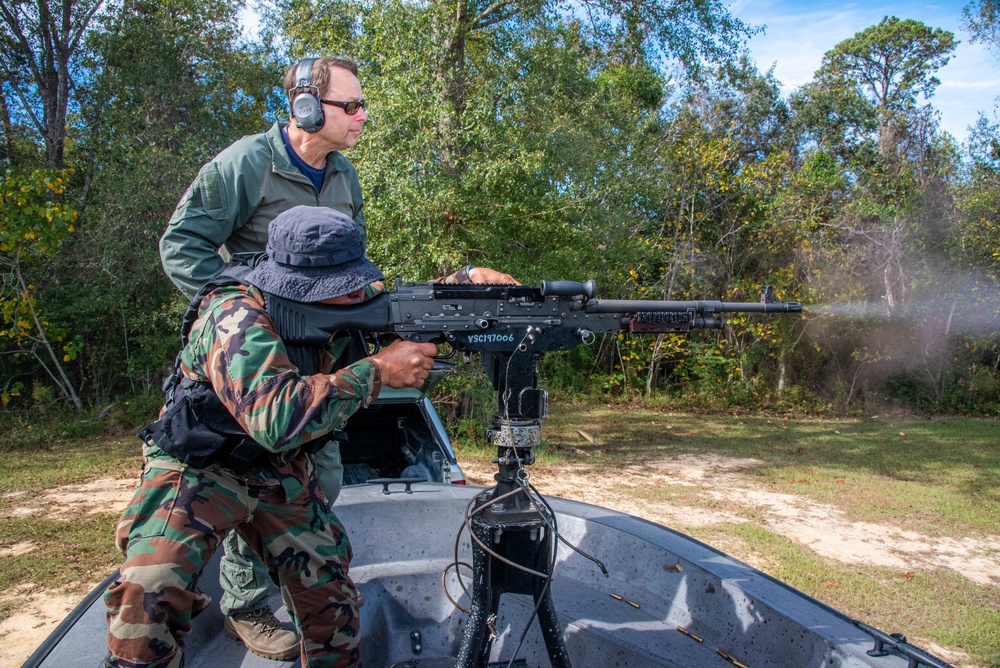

{"left": 28, "top": 483, "right": 916, "bottom": 668}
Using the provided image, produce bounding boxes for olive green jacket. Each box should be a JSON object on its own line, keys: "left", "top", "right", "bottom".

{"left": 159, "top": 122, "right": 367, "bottom": 299}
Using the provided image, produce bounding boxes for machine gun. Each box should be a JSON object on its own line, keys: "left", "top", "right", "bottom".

{"left": 268, "top": 279, "right": 802, "bottom": 668}
{"left": 269, "top": 278, "right": 800, "bottom": 419}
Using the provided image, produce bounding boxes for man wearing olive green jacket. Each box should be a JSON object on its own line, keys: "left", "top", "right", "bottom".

{"left": 160, "top": 56, "right": 368, "bottom": 301}
{"left": 158, "top": 55, "right": 369, "bottom": 661}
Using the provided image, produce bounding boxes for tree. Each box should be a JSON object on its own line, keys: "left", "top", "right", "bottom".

{"left": 963, "top": 0, "right": 1000, "bottom": 54}
{"left": 811, "top": 16, "right": 954, "bottom": 157}
{"left": 956, "top": 114, "right": 1000, "bottom": 275}
{"left": 268, "top": 0, "right": 753, "bottom": 283}
{"left": 46, "top": 0, "right": 278, "bottom": 400}
{"left": 775, "top": 17, "right": 970, "bottom": 411}
{"left": 0, "top": 0, "right": 107, "bottom": 169}
{"left": 789, "top": 18, "right": 958, "bottom": 310}
{"left": 0, "top": 168, "right": 81, "bottom": 408}
{"left": 416, "top": 0, "right": 754, "bottom": 174}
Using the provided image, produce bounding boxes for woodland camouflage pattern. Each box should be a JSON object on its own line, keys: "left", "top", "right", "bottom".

{"left": 176, "top": 282, "right": 380, "bottom": 467}
{"left": 105, "top": 282, "right": 381, "bottom": 667}
{"left": 105, "top": 459, "right": 360, "bottom": 667}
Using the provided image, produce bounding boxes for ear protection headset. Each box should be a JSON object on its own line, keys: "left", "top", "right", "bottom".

{"left": 289, "top": 58, "right": 324, "bottom": 133}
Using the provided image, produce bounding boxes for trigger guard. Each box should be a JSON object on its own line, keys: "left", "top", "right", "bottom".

{"left": 435, "top": 345, "right": 457, "bottom": 361}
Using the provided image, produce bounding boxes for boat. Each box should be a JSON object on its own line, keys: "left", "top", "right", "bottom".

{"left": 24, "top": 479, "right": 951, "bottom": 668}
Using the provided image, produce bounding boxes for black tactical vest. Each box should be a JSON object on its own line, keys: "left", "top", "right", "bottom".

{"left": 139, "top": 259, "right": 355, "bottom": 473}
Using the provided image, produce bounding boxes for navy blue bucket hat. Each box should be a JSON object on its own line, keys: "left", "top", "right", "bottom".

{"left": 244, "top": 205, "right": 383, "bottom": 302}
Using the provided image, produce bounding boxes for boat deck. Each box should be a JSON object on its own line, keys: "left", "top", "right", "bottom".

{"left": 30, "top": 483, "right": 913, "bottom": 668}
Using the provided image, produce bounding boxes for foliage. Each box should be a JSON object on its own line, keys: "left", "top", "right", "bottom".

{"left": 0, "top": 0, "right": 107, "bottom": 170}
{"left": 0, "top": 3, "right": 996, "bottom": 416}
{"left": 963, "top": 0, "right": 1000, "bottom": 54}
{"left": 956, "top": 114, "right": 1000, "bottom": 276}
{"left": 428, "top": 357, "right": 496, "bottom": 451}
{"left": 0, "top": 168, "right": 81, "bottom": 408}
{"left": 41, "top": 0, "right": 275, "bottom": 404}
{"left": 813, "top": 17, "right": 955, "bottom": 118}
{"left": 267, "top": 0, "right": 752, "bottom": 286}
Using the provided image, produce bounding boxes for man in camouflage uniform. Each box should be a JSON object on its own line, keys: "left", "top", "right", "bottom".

{"left": 157, "top": 57, "right": 371, "bottom": 660}
{"left": 105, "top": 206, "right": 440, "bottom": 667}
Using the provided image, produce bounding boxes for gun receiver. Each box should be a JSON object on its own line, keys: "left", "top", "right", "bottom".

{"left": 267, "top": 277, "right": 801, "bottom": 449}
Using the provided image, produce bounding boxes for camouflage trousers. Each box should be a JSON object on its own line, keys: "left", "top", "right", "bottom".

{"left": 104, "top": 455, "right": 361, "bottom": 668}
{"left": 219, "top": 441, "right": 344, "bottom": 616}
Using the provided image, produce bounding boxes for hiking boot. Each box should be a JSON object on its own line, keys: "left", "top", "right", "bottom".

{"left": 224, "top": 606, "right": 299, "bottom": 660}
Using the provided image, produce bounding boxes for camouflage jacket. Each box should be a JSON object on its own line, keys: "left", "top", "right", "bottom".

{"left": 146, "top": 282, "right": 380, "bottom": 485}
{"left": 147, "top": 269, "right": 476, "bottom": 486}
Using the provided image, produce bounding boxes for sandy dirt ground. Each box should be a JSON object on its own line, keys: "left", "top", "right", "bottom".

{"left": 459, "top": 454, "right": 1000, "bottom": 587}
{"left": 0, "top": 476, "right": 139, "bottom": 668}
{"left": 2, "top": 454, "right": 996, "bottom": 667}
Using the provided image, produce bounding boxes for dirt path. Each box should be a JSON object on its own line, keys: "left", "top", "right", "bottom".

{"left": 0, "top": 589, "right": 84, "bottom": 668}
{"left": 3, "top": 455, "right": 996, "bottom": 667}
{"left": 460, "top": 454, "right": 1000, "bottom": 587}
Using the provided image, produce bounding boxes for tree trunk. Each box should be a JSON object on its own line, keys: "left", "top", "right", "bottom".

{"left": 13, "top": 258, "right": 82, "bottom": 409}
{"left": 430, "top": 1, "right": 470, "bottom": 177}
{"left": 0, "top": 81, "right": 14, "bottom": 166}
{"left": 0, "top": 0, "right": 104, "bottom": 170}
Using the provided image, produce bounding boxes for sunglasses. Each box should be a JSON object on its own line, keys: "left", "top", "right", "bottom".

{"left": 321, "top": 98, "right": 366, "bottom": 115}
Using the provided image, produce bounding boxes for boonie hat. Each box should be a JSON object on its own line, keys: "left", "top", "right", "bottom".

{"left": 244, "top": 205, "right": 383, "bottom": 302}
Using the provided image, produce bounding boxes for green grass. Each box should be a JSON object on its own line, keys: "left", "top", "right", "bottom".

{"left": 0, "top": 436, "right": 142, "bottom": 495}
{"left": 535, "top": 404, "right": 1000, "bottom": 537}
{"left": 0, "top": 512, "right": 124, "bottom": 592}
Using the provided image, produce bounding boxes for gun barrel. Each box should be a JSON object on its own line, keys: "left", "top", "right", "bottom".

{"left": 584, "top": 299, "right": 802, "bottom": 314}
{"left": 584, "top": 299, "right": 721, "bottom": 313}
{"left": 720, "top": 301, "right": 803, "bottom": 313}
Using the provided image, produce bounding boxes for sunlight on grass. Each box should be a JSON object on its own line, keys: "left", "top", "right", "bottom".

{"left": 541, "top": 405, "right": 1000, "bottom": 537}
{"left": 0, "top": 438, "right": 141, "bottom": 496}
{"left": 0, "top": 513, "right": 122, "bottom": 595}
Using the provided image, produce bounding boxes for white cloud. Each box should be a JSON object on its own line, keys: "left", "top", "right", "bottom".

{"left": 941, "top": 79, "right": 1000, "bottom": 91}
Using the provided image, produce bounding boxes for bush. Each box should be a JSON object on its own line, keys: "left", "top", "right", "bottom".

{"left": 430, "top": 359, "right": 496, "bottom": 450}
{"left": 0, "top": 390, "right": 161, "bottom": 451}
{"left": 31, "top": 382, "right": 57, "bottom": 411}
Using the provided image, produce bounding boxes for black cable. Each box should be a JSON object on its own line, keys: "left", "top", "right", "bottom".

{"left": 442, "top": 560, "right": 474, "bottom": 614}
{"left": 525, "top": 480, "right": 609, "bottom": 577}
{"left": 448, "top": 486, "right": 551, "bottom": 617}
{"left": 464, "top": 487, "right": 552, "bottom": 579}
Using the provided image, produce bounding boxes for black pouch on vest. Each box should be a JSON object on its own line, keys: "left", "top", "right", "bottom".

{"left": 139, "top": 380, "right": 270, "bottom": 473}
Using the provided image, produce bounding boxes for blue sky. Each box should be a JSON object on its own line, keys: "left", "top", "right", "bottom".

{"left": 727, "top": 0, "right": 1000, "bottom": 142}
